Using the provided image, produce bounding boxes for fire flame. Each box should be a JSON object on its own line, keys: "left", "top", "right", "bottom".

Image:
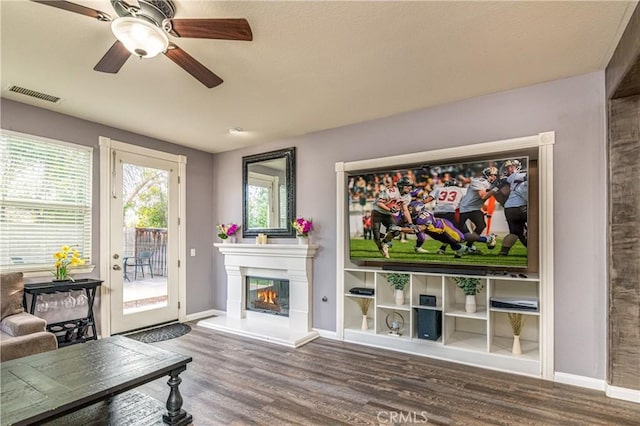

{"left": 257, "top": 289, "right": 277, "bottom": 304}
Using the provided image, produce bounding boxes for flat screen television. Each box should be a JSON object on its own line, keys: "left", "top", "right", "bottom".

{"left": 347, "top": 153, "right": 537, "bottom": 273}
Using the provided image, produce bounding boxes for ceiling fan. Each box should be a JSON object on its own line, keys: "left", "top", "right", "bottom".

{"left": 32, "top": 0, "right": 253, "bottom": 88}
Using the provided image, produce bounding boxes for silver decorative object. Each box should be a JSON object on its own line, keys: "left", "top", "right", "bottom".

{"left": 385, "top": 312, "right": 405, "bottom": 336}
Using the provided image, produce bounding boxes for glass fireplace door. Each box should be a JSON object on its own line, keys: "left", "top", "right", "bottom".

{"left": 246, "top": 277, "right": 290, "bottom": 317}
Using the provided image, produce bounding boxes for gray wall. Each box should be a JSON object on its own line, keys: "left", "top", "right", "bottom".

{"left": 214, "top": 71, "right": 608, "bottom": 379}
{"left": 3, "top": 70, "right": 609, "bottom": 379}
{"left": 0, "top": 99, "right": 216, "bottom": 315}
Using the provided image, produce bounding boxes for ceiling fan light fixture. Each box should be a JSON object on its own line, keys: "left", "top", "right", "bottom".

{"left": 111, "top": 17, "right": 169, "bottom": 58}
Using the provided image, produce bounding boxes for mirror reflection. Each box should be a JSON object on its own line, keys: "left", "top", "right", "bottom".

{"left": 243, "top": 147, "right": 296, "bottom": 238}
{"left": 247, "top": 157, "right": 287, "bottom": 228}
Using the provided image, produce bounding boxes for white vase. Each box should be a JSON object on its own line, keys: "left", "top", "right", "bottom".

{"left": 464, "top": 294, "right": 476, "bottom": 313}
{"left": 394, "top": 289, "right": 405, "bottom": 306}
{"left": 222, "top": 238, "right": 230, "bottom": 244}
{"left": 229, "top": 236, "right": 237, "bottom": 243}
{"left": 512, "top": 335, "right": 522, "bottom": 355}
{"left": 361, "top": 315, "right": 368, "bottom": 331}
{"left": 297, "top": 236, "right": 309, "bottom": 245}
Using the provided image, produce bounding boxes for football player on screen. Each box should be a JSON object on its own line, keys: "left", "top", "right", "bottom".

{"left": 392, "top": 208, "right": 496, "bottom": 258}
{"left": 406, "top": 200, "right": 430, "bottom": 253}
{"left": 424, "top": 178, "right": 464, "bottom": 255}
{"left": 372, "top": 177, "right": 414, "bottom": 258}
{"left": 458, "top": 166, "right": 500, "bottom": 254}
{"left": 494, "top": 159, "right": 528, "bottom": 256}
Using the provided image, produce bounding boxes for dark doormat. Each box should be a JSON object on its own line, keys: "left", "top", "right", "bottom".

{"left": 124, "top": 323, "right": 191, "bottom": 343}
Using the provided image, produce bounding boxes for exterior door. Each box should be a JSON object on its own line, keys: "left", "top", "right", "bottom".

{"left": 109, "top": 149, "right": 179, "bottom": 334}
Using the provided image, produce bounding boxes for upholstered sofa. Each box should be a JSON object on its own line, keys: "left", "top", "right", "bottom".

{"left": 1, "top": 272, "right": 57, "bottom": 361}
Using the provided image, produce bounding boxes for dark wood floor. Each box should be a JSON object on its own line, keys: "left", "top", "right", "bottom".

{"left": 137, "top": 322, "right": 640, "bottom": 426}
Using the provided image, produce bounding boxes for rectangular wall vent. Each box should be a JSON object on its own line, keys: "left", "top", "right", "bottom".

{"left": 7, "top": 85, "right": 61, "bottom": 103}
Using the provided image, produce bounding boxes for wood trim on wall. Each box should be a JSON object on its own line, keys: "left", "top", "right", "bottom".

{"left": 605, "top": 1, "right": 640, "bottom": 395}
{"left": 607, "top": 94, "right": 640, "bottom": 390}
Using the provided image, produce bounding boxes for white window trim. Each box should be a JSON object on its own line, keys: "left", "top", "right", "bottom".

{"left": 19, "top": 265, "right": 96, "bottom": 279}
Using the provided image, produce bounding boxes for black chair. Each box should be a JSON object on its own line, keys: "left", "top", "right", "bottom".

{"left": 123, "top": 251, "right": 154, "bottom": 281}
{"left": 123, "top": 257, "right": 132, "bottom": 282}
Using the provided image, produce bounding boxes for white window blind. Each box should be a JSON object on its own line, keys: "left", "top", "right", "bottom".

{"left": 0, "top": 130, "right": 92, "bottom": 270}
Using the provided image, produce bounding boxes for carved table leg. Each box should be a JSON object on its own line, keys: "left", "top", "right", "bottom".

{"left": 163, "top": 366, "right": 193, "bottom": 425}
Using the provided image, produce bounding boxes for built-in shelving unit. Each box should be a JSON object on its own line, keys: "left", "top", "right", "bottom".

{"left": 335, "top": 132, "right": 555, "bottom": 379}
{"left": 343, "top": 268, "right": 541, "bottom": 375}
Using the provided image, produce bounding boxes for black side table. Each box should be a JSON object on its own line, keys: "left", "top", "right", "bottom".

{"left": 23, "top": 279, "right": 103, "bottom": 347}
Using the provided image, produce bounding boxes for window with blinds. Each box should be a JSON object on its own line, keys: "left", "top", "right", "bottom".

{"left": 0, "top": 130, "right": 92, "bottom": 270}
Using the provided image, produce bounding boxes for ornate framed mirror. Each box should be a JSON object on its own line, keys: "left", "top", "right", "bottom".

{"left": 242, "top": 147, "right": 296, "bottom": 238}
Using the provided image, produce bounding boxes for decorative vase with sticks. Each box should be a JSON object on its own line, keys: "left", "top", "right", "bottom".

{"left": 354, "top": 297, "right": 373, "bottom": 330}
{"left": 508, "top": 313, "right": 526, "bottom": 355}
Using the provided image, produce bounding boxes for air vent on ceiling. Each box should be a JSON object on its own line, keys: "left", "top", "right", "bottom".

{"left": 7, "top": 85, "right": 61, "bottom": 103}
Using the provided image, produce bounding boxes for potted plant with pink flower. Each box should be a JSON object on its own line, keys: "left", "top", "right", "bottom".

{"left": 292, "top": 217, "right": 313, "bottom": 244}
{"left": 217, "top": 223, "right": 239, "bottom": 243}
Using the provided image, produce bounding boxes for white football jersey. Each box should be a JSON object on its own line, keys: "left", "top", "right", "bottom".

{"left": 504, "top": 172, "right": 528, "bottom": 208}
{"left": 429, "top": 186, "right": 464, "bottom": 214}
{"left": 459, "top": 177, "right": 492, "bottom": 213}
{"left": 373, "top": 186, "right": 411, "bottom": 215}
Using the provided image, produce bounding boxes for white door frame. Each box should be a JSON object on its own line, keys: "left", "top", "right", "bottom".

{"left": 99, "top": 136, "right": 187, "bottom": 337}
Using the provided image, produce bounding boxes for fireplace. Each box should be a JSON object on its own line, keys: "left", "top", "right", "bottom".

{"left": 200, "top": 243, "right": 319, "bottom": 347}
{"left": 246, "top": 277, "right": 289, "bottom": 317}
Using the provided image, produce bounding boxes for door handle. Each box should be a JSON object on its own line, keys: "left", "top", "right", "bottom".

{"left": 112, "top": 265, "right": 122, "bottom": 271}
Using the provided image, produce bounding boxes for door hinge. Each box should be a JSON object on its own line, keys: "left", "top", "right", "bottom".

{"left": 178, "top": 260, "right": 181, "bottom": 268}
{"left": 178, "top": 217, "right": 181, "bottom": 226}
{"left": 178, "top": 176, "right": 181, "bottom": 184}
{"left": 178, "top": 301, "right": 181, "bottom": 309}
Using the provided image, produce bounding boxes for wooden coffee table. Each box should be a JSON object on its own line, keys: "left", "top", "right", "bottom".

{"left": 1, "top": 335, "right": 192, "bottom": 426}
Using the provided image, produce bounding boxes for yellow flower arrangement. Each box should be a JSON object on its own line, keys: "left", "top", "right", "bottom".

{"left": 53, "top": 245, "right": 85, "bottom": 281}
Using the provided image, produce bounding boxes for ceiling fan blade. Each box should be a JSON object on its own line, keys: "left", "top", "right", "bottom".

{"left": 164, "top": 44, "right": 223, "bottom": 88}
{"left": 31, "top": 0, "right": 111, "bottom": 21}
{"left": 171, "top": 19, "right": 252, "bottom": 41}
{"left": 94, "top": 41, "right": 131, "bottom": 73}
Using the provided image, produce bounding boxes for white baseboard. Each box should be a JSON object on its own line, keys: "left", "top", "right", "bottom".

{"left": 185, "top": 309, "right": 225, "bottom": 322}
{"left": 606, "top": 385, "right": 640, "bottom": 403}
{"left": 554, "top": 372, "right": 606, "bottom": 391}
{"left": 314, "top": 328, "right": 339, "bottom": 340}
{"left": 555, "top": 372, "right": 640, "bottom": 403}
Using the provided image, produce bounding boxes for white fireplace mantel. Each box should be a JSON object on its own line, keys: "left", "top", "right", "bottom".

{"left": 198, "top": 243, "right": 319, "bottom": 347}
{"left": 214, "top": 243, "right": 318, "bottom": 263}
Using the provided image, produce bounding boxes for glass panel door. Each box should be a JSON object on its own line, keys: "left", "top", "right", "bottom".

{"left": 110, "top": 150, "right": 178, "bottom": 334}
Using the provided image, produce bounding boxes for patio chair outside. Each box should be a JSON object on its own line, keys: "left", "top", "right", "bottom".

{"left": 123, "top": 251, "right": 154, "bottom": 281}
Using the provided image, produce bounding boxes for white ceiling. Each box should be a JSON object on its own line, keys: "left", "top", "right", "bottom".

{"left": 1, "top": 1, "right": 637, "bottom": 154}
